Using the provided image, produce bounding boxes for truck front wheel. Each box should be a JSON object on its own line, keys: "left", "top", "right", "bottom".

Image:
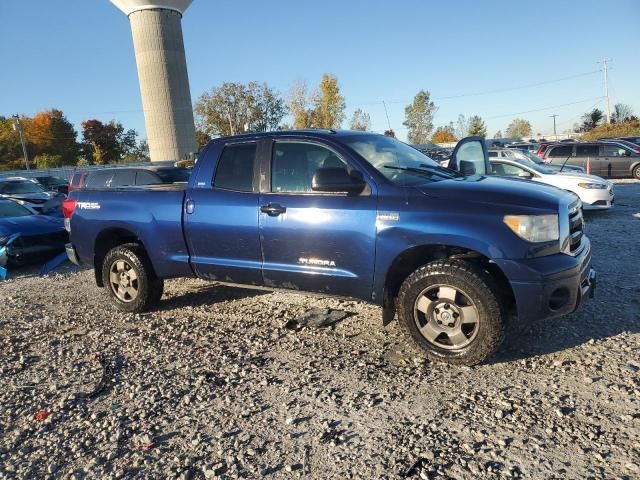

{"left": 101, "top": 243, "right": 164, "bottom": 313}
{"left": 397, "top": 260, "right": 504, "bottom": 366}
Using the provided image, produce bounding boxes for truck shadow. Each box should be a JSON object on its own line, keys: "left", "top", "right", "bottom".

{"left": 158, "top": 283, "right": 270, "bottom": 310}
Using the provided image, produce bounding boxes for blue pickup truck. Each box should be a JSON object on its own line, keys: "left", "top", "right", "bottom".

{"left": 64, "top": 131, "right": 596, "bottom": 365}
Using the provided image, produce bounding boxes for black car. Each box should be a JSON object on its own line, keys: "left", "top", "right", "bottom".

{"left": 34, "top": 176, "right": 69, "bottom": 195}
{"left": 84, "top": 167, "right": 191, "bottom": 189}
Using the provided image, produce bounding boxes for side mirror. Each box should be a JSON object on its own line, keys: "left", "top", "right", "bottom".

{"left": 448, "top": 136, "right": 490, "bottom": 175}
{"left": 459, "top": 160, "right": 476, "bottom": 176}
{"left": 311, "top": 167, "right": 366, "bottom": 194}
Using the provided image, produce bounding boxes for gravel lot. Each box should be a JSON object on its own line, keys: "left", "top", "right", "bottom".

{"left": 1, "top": 180, "right": 639, "bottom": 480}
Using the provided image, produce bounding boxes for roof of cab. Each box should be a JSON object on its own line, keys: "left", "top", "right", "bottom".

{"left": 207, "top": 129, "right": 374, "bottom": 143}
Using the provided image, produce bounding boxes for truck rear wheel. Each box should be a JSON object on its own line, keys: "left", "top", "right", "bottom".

{"left": 102, "top": 243, "right": 164, "bottom": 313}
{"left": 397, "top": 260, "right": 504, "bottom": 366}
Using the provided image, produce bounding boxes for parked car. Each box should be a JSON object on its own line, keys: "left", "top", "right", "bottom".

{"left": 505, "top": 142, "right": 539, "bottom": 153}
{"left": 597, "top": 139, "right": 640, "bottom": 154}
{"left": 0, "top": 198, "right": 68, "bottom": 266}
{"left": 0, "top": 177, "right": 65, "bottom": 213}
{"left": 489, "top": 148, "right": 585, "bottom": 173}
{"left": 83, "top": 166, "right": 191, "bottom": 189}
{"left": 489, "top": 157, "right": 614, "bottom": 210}
{"left": 542, "top": 142, "right": 640, "bottom": 179}
{"left": 64, "top": 131, "right": 595, "bottom": 366}
{"left": 33, "top": 175, "right": 69, "bottom": 195}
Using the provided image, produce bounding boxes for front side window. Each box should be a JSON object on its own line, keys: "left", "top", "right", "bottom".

{"left": 214, "top": 143, "right": 257, "bottom": 192}
{"left": 491, "top": 162, "right": 533, "bottom": 177}
{"left": 576, "top": 145, "right": 599, "bottom": 156}
{"left": 271, "top": 142, "right": 348, "bottom": 193}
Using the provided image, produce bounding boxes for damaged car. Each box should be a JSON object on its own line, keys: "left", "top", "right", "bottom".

{"left": 0, "top": 177, "right": 65, "bottom": 213}
{"left": 0, "top": 198, "right": 68, "bottom": 267}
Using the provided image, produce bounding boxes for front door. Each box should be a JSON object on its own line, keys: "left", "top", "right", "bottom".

{"left": 184, "top": 141, "right": 262, "bottom": 285}
{"left": 575, "top": 144, "right": 603, "bottom": 176}
{"left": 259, "top": 140, "right": 377, "bottom": 300}
{"left": 600, "top": 144, "right": 631, "bottom": 177}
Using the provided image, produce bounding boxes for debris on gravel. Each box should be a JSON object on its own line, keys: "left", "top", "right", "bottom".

{"left": 0, "top": 180, "right": 639, "bottom": 479}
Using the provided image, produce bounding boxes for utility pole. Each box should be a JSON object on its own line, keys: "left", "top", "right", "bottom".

{"left": 12, "top": 115, "right": 30, "bottom": 170}
{"left": 549, "top": 113, "right": 558, "bottom": 140}
{"left": 382, "top": 100, "right": 392, "bottom": 131}
{"left": 599, "top": 58, "right": 611, "bottom": 123}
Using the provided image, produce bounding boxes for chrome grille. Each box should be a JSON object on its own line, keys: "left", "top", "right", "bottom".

{"left": 568, "top": 201, "right": 584, "bottom": 253}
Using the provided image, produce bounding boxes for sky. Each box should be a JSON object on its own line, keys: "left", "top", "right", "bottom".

{"left": 1, "top": 0, "right": 639, "bottom": 142}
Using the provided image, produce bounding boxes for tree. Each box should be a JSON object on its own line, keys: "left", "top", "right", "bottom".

{"left": 25, "top": 109, "right": 79, "bottom": 165}
{"left": 310, "top": 74, "right": 346, "bottom": 129}
{"left": 34, "top": 153, "right": 63, "bottom": 169}
{"left": 582, "top": 119, "right": 640, "bottom": 140}
{"left": 349, "top": 108, "right": 371, "bottom": 131}
{"left": 81, "top": 119, "right": 127, "bottom": 164}
{"left": 575, "top": 109, "right": 604, "bottom": 133}
{"left": 431, "top": 126, "right": 456, "bottom": 143}
{"left": 493, "top": 130, "right": 503, "bottom": 139}
{"left": 403, "top": 90, "right": 436, "bottom": 144}
{"left": 467, "top": 115, "right": 487, "bottom": 137}
{"left": 455, "top": 114, "right": 470, "bottom": 139}
{"left": 506, "top": 118, "right": 532, "bottom": 138}
{"left": 195, "top": 130, "right": 211, "bottom": 151}
{"left": 195, "top": 81, "right": 287, "bottom": 137}
{"left": 288, "top": 80, "right": 312, "bottom": 129}
{"left": 612, "top": 103, "right": 636, "bottom": 123}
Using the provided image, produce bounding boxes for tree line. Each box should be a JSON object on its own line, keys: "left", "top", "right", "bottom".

{"left": 0, "top": 110, "right": 148, "bottom": 171}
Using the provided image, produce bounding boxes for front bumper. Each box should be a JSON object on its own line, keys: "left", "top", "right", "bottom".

{"left": 581, "top": 185, "right": 614, "bottom": 210}
{"left": 496, "top": 237, "right": 596, "bottom": 323}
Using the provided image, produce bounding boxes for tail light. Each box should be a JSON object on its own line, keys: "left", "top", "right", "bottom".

{"left": 62, "top": 198, "right": 77, "bottom": 218}
{"left": 68, "top": 171, "right": 87, "bottom": 193}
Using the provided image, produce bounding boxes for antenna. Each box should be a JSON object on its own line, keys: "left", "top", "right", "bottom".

{"left": 382, "top": 100, "right": 392, "bottom": 131}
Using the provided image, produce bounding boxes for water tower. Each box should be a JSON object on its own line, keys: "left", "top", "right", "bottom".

{"left": 111, "top": 0, "right": 196, "bottom": 162}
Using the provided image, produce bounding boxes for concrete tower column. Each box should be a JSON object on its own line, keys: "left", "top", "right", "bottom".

{"left": 111, "top": 1, "right": 196, "bottom": 162}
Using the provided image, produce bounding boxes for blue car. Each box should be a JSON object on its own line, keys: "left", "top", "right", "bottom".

{"left": 0, "top": 199, "right": 68, "bottom": 267}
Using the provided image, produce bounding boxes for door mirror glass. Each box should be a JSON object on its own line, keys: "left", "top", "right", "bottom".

{"left": 449, "top": 137, "right": 489, "bottom": 175}
{"left": 311, "top": 167, "right": 366, "bottom": 193}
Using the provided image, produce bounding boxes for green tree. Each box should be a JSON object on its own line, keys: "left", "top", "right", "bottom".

{"left": 349, "top": 108, "right": 371, "bottom": 131}
{"left": 288, "top": 80, "right": 312, "bottom": 129}
{"left": 81, "top": 119, "right": 126, "bottom": 164}
{"left": 195, "top": 81, "right": 286, "bottom": 137}
{"left": 0, "top": 116, "right": 24, "bottom": 170}
{"left": 467, "top": 115, "right": 487, "bottom": 137}
{"left": 455, "top": 114, "right": 470, "bottom": 139}
{"left": 575, "top": 109, "right": 604, "bottom": 133}
{"left": 403, "top": 90, "right": 436, "bottom": 144}
{"left": 310, "top": 74, "right": 346, "bottom": 129}
{"left": 34, "top": 153, "right": 63, "bottom": 169}
{"left": 506, "top": 118, "right": 532, "bottom": 138}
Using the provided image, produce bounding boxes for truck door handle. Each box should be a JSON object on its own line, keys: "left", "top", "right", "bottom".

{"left": 260, "top": 203, "right": 286, "bottom": 216}
{"left": 186, "top": 199, "right": 195, "bottom": 214}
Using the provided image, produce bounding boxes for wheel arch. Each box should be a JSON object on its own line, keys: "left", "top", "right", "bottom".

{"left": 93, "top": 228, "right": 155, "bottom": 287}
{"left": 381, "top": 244, "right": 515, "bottom": 325}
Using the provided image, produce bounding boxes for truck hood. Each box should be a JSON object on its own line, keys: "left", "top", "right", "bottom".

{"left": 0, "top": 215, "right": 65, "bottom": 239}
{"left": 417, "top": 175, "right": 572, "bottom": 210}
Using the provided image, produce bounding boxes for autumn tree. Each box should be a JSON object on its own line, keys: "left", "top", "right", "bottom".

{"left": 195, "top": 129, "right": 211, "bottom": 151}
{"left": 467, "top": 115, "right": 487, "bottom": 137}
{"left": 310, "top": 74, "right": 346, "bottom": 129}
{"left": 506, "top": 118, "right": 532, "bottom": 137}
{"left": 431, "top": 126, "right": 456, "bottom": 143}
{"left": 582, "top": 119, "right": 640, "bottom": 140}
{"left": 611, "top": 103, "right": 636, "bottom": 123}
{"left": 403, "top": 90, "right": 436, "bottom": 144}
{"left": 81, "top": 119, "right": 138, "bottom": 164}
{"left": 349, "top": 108, "right": 371, "bottom": 131}
{"left": 0, "top": 116, "right": 24, "bottom": 170}
{"left": 25, "top": 109, "right": 79, "bottom": 165}
{"left": 195, "top": 81, "right": 286, "bottom": 137}
{"left": 288, "top": 80, "right": 312, "bottom": 129}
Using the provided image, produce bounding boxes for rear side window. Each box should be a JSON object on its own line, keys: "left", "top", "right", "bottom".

{"left": 84, "top": 171, "right": 115, "bottom": 188}
{"left": 214, "top": 143, "right": 257, "bottom": 192}
{"left": 111, "top": 170, "right": 136, "bottom": 187}
{"left": 135, "top": 170, "right": 162, "bottom": 185}
{"left": 576, "top": 145, "right": 599, "bottom": 156}
{"left": 548, "top": 145, "right": 573, "bottom": 157}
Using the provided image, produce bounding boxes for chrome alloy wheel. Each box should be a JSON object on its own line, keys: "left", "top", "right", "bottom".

{"left": 413, "top": 284, "right": 480, "bottom": 350}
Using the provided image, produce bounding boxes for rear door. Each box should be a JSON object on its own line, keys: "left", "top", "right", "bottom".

{"left": 184, "top": 141, "right": 263, "bottom": 284}
{"left": 258, "top": 138, "right": 377, "bottom": 300}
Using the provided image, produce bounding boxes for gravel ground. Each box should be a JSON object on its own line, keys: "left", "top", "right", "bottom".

{"left": 1, "top": 180, "right": 639, "bottom": 480}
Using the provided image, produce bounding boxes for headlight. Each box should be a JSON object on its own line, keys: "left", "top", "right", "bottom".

{"left": 504, "top": 214, "right": 559, "bottom": 243}
{"left": 577, "top": 182, "right": 607, "bottom": 189}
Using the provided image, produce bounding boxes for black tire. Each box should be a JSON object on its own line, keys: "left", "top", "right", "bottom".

{"left": 397, "top": 260, "right": 504, "bottom": 366}
{"left": 101, "top": 243, "right": 164, "bottom": 313}
{"left": 632, "top": 164, "right": 640, "bottom": 180}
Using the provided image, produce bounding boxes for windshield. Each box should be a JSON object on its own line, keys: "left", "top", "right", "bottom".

{"left": 342, "top": 134, "right": 460, "bottom": 185}
{"left": 36, "top": 176, "right": 66, "bottom": 185}
{"left": 155, "top": 168, "right": 190, "bottom": 183}
{"left": 0, "top": 181, "right": 46, "bottom": 194}
{"left": 0, "top": 200, "right": 32, "bottom": 217}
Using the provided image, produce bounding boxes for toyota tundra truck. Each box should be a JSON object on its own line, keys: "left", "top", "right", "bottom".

{"left": 63, "top": 131, "right": 596, "bottom": 365}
